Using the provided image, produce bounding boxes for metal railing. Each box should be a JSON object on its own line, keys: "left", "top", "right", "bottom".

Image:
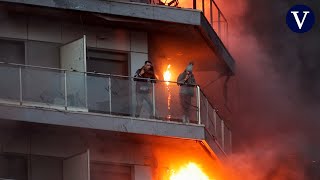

{"left": 199, "top": 91, "right": 232, "bottom": 154}
{"left": 0, "top": 62, "right": 231, "bottom": 154}
{"left": 151, "top": 0, "right": 228, "bottom": 46}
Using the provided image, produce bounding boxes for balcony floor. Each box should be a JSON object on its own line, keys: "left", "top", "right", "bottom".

{"left": 0, "top": 102, "right": 227, "bottom": 160}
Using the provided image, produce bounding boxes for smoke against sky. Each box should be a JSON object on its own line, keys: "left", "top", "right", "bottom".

{"left": 215, "top": 0, "right": 320, "bottom": 171}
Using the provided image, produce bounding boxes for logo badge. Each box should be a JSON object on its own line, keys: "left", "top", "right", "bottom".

{"left": 286, "top": 5, "right": 315, "bottom": 33}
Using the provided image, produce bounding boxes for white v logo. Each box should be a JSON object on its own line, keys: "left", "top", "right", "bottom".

{"left": 291, "top": 11, "right": 310, "bottom": 29}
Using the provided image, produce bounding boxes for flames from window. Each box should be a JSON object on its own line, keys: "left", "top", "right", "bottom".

{"left": 163, "top": 64, "right": 172, "bottom": 85}
{"left": 169, "top": 162, "right": 211, "bottom": 180}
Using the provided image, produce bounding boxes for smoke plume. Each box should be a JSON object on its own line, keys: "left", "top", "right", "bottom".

{"left": 215, "top": 0, "right": 320, "bottom": 179}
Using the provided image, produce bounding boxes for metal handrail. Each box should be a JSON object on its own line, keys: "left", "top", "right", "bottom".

{"left": 210, "top": 0, "right": 227, "bottom": 22}
{"left": 0, "top": 62, "right": 226, "bottom": 123}
{"left": 0, "top": 61, "right": 198, "bottom": 86}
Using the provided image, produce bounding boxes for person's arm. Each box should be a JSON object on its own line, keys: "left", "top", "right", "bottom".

{"left": 134, "top": 69, "right": 141, "bottom": 81}
{"left": 189, "top": 74, "right": 196, "bottom": 85}
{"left": 177, "top": 73, "right": 186, "bottom": 85}
{"left": 151, "top": 73, "right": 157, "bottom": 83}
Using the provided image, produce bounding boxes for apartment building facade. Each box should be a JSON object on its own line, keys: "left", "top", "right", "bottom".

{"left": 0, "top": 0, "right": 235, "bottom": 179}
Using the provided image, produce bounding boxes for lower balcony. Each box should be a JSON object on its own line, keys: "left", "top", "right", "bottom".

{"left": 0, "top": 62, "right": 232, "bottom": 156}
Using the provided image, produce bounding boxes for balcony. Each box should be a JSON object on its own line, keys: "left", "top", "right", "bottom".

{"left": 150, "top": 0, "right": 228, "bottom": 45}
{"left": 0, "top": 62, "right": 231, "bottom": 155}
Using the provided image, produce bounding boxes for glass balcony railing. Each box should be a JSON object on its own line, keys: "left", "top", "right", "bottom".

{"left": 150, "top": 0, "right": 228, "bottom": 46}
{"left": 0, "top": 62, "right": 232, "bottom": 154}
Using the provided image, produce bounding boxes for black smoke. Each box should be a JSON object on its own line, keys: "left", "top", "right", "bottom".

{"left": 215, "top": 0, "right": 320, "bottom": 179}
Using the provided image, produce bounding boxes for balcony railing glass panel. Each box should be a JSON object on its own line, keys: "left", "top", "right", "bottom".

{"left": 0, "top": 64, "right": 20, "bottom": 102}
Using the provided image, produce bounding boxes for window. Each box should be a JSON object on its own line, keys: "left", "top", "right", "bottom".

{"left": 86, "top": 49, "right": 128, "bottom": 76}
{"left": 26, "top": 41, "right": 60, "bottom": 68}
{"left": 0, "top": 154, "right": 28, "bottom": 180}
{"left": 0, "top": 39, "right": 25, "bottom": 64}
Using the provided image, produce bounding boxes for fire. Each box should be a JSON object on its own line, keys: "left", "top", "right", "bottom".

{"left": 170, "top": 163, "right": 210, "bottom": 180}
{"left": 163, "top": 64, "right": 172, "bottom": 84}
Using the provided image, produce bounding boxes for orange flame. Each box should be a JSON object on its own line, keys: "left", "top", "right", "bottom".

{"left": 163, "top": 64, "right": 172, "bottom": 85}
{"left": 170, "top": 163, "right": 211, "bottom": 180}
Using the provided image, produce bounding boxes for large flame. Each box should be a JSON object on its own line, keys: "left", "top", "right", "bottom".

{"left": 170, "top": 163, "right": 210, "bottom": 180}
{"left": 163, "top": 64, "right": 172, "bottom": 84}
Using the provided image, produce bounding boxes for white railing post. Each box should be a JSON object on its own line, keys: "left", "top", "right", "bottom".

{"left": 202, "top": 0, "right": 204, "bottom": 12}
{"left": 210, "top": 0, "right": 213, "bottom": 25}
{"left": 229, "top": 130, "right": 232, "bottom": 154}
{"left": 152, "top": 83, "right": 156, "bottom": 118}
{"left": 64, "top": 70, "right": 68, "bottom": 110}
{"left": 221, "top": 120, "right": 225, "bottom": 151}
{"left": 108, "top": 76, "right": 112, "bottom": 113}
{"left": 213, "top": 109, "right": 217, "bottom": 136}
{"left": 218, "top": 11, "right": 221, "bottom": 36}
{"left": 19, "top": 66, "right": 22, "bottom": 105}
{"left": 206, "top": 99, "right": 209, "bottom": 125}
{"left": 196, "top": 86, "right": 201, "bottom": 125}
{"left": 226, "top": 22, "right": 229, "bottom": 47}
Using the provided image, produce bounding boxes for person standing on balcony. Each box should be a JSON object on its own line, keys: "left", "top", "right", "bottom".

{"left": 177, "top": 62, "right": 196, "bottom": 123}
{"left": 134, "top": 61, "right": 157, "bottom": 118}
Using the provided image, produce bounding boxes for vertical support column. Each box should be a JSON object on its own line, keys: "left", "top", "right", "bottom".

{"left": 196, "top": 86, "right": 201, "bottom": 125}
{"left": 152, "top": 82, "right": 156, "bottom": 118}
{"left": 64, "top": 70, "right": 68, "bottom": 110}
{"left": 221, "top": 120, "right": 225, "bottom": 151}
{"left": 193, "top": 0, "right": 196, "bottom": 9}
{"left": 19, "top": 66, "right": 23, "bottom": 105}
{"left": 108, "top": 76, "right": 112, "bottom": 113}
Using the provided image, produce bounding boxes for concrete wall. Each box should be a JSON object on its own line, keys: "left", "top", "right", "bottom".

{"left": 0, "top": 122, "right": 153, "bottom": 180}
{"left": 0, "top": 10, "right": 148, "bottom": 76}
{"left": 0, "top": 120, "right": 222, "bottom": 180}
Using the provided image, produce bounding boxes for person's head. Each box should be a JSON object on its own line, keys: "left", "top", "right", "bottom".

{"left": 185, "top": 62, "right": 194, "bottom": 74}
{"left": 144, "top": 61, "right": 153, "bottom": 70}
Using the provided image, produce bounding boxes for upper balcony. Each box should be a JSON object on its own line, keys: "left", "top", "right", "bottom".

{"left": 0, "top": 62, "right": 232, "bottom": 157}
{"left": 150, "top": 0, "right": 229, "bottom": 45}
{"left": 0, "top": 0, "right": 234, "bottom": 73}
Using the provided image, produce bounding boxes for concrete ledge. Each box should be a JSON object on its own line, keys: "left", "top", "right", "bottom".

{"left": 0, "top": 0, "right": 201, "bottom": 25}
{"left": 203, "top": 130, "right": 227, "bottom": 161}
{"left": 0, "top": 103, "right": 205, "bottom": 140}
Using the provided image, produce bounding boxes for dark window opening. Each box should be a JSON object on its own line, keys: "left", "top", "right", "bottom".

{"left": 0, "top": 154, "right": 28, "bottom": 180}
{"left": 86, "top": 49, "right": 128, "bottom": 76}
{"left": 0, "top": 39, "right": 25, "bottom": 64}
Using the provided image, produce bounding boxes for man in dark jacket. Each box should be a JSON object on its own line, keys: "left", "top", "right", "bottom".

{"left": 134, "top": 61, "right": 157, "bottom": 118}
{"left": 177, "top": 62, "right": 196, "bottom": 123}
